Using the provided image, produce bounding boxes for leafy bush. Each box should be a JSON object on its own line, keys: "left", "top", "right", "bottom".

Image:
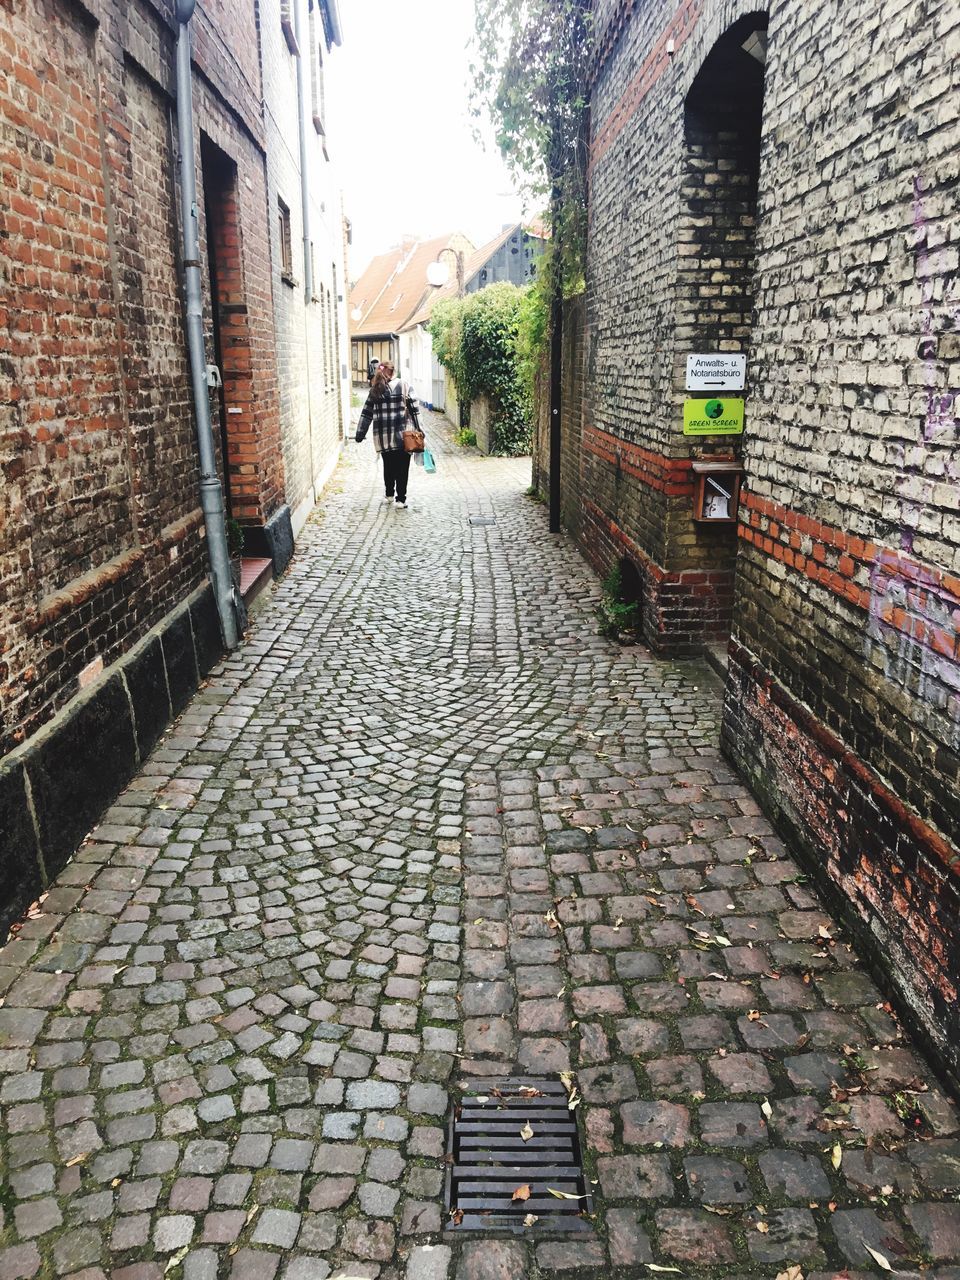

{"left": 429, "top": 283, "right": 531, "bottom": 456}
{"left": 227, "top": 517, "right": 245, "bottom": 559}
{"left": 454, "top": 427, "right": 478, "bottom": 448}
{"left": 597, "top": 563, "right": 640, "bottom": 641}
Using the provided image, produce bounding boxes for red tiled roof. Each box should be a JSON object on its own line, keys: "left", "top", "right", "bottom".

{"left": 401, "top": 222, "right": 550, "bottom": 330}
{"left": 349, "top": 233, "right": 474, "bottom": 338}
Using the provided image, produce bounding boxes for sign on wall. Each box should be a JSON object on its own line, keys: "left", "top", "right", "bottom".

{"left": 683, "top": 397, "right": 745, "bottom": 435}
{"left": 685, "top": 353, "right": 746, "bottom": 391}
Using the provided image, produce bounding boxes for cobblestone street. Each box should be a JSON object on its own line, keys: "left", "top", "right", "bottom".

{"left": 1, "top": 413, "right": 959, "bottom": 1280}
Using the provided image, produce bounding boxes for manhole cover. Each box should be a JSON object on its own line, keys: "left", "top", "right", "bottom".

{"left": 468, "top": 515, "right": 497, "bottom": 526}
{"left": 444, "top": 1076, "right": 593, "bottom": 1234}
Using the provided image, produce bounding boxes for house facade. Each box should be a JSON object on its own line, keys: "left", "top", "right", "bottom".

{"left": 0, "top": 0, "right": 347, "bottom": 930}
{"left": 348, "top": 233, "right": 475, "bottom": 394}
{"left": 352, "top": 223, "right": 548, "bottom": 418}
{"left": 541, "top": 0, "right": 960, "bottom": 1086}
{"left": 463, "top": 222, "right": 548, "bottom": 293}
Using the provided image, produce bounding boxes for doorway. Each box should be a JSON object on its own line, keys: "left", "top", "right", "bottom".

{"left": 199, "top": 135, "right": 242, "bottom": 520}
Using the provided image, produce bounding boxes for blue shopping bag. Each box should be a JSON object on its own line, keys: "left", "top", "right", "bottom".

{"left": 423, "top": 448, "right": 436, "bottom": 474}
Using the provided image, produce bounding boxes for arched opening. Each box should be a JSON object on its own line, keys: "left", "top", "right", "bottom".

{"left": 679, "top": 12, "right": 766, "bottom": 355}
{"left": 676, "top": 13, "right": 767, "bottom": 646}
{"left": 619, "top": 557, "right": 643, "bottom": 616}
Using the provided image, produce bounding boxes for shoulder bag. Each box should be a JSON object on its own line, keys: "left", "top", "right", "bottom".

{"left": 398, "top": 380, "right": 425, "bottom": 453}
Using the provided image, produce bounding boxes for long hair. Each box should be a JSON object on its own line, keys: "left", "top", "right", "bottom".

{"left": 370, "top": 362, "right": 395, "bottom": 400}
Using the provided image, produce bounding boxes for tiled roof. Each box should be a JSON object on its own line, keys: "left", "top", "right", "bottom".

{"left": 349, "top": 234, "right": 474, "bottom": 339}
{"left": 401, "top": 222, "right": 550, "bottom": 331}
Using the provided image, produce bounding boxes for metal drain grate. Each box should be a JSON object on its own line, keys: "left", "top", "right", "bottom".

{"left": 468, "top": 514, "right": 497, "bottom": 526}
{"left": 444, "top": 1076, "right": 593, "bottom": 1234}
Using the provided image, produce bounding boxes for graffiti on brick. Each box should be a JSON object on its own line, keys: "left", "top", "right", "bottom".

{"left": 865, "top": 547, "right": 960, "bottom": 745}
{"left": 913, "top": 175, "right": 959, "bottom": 445}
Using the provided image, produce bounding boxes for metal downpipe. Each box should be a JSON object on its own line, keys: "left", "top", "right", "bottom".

{"left": 174, "top": 4, "right": 240, "bottom": 649}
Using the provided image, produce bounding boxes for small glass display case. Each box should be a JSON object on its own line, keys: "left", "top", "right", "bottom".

{"left": 691, "top": 461, "right": 743, "bottom": 524}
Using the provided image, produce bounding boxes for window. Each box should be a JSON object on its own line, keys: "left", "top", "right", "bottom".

{"left": 278, "top": 197, "right": 294, "bottom": 283}
{"left": 280, "top": 0, "right": 299, "bottom": 55}
{"left": 309, "top": 7, "right": 327, "bottom": 136}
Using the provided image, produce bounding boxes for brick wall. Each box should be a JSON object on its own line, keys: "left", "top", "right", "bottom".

{"left": 0, "top": 0, "right": 306, "bottom": 921}
{"left": 570, "top": 0, "right": 960, "bottom": 1083}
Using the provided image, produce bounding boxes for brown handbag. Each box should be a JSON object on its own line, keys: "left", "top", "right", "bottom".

{"left": 398, "top": 381, "right": 425, "bottom": 452}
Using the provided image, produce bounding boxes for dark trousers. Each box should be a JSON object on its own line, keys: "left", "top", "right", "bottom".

{"left": 382, "top": 450, "right": 411, "bottom": 501}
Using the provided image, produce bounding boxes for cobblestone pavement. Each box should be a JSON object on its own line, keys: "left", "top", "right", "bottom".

{"left": 2, "top": 413, "right": 960, "bottom": 1280}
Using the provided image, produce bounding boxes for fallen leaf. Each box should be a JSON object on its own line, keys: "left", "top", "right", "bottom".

{"left": 518, "top": 1086, "right": 544, "bottom": 1098}
{"left": 646, "top": 1267, "right": 682, "bottom": 1274}
{"left": 547, "top": 1187, "right": 588, "bottom": 1200}
{"left": 523, "top": 1212, "right": 538, "bottom": 1227}
{"left": 756, "top": 1221, "right": 770, "bottom": 1234}
{"left": 774, "top": 1269, "right": 804, "bottom": 1280}
{"left": 65, "top": 1153, "right": 88, "bottom": 1167}
{"left": 613, "top": 916, "right": 624, "bottom": 931}
{"left": 831, "top": 1143, "right": 843, "bottom": 1170}
{"left": 818, "top": 925, "right": 833, "bottom": 940}
{"left": 164, "top": 1247, "right": 189, "bottom": 1275}
{"left": 451, "top": 1208, "right": 464, "bottom": 1225}
{"left": 714, "top": 935, "right": 732, "bottom": 947}
{"left": 520, "top": 1122, "right": 534, "bottom": 1141}
{"left": 863, "top": 1244, "right": 893, "bottom": 1271}
{"left": 559, "top": 1072, "right": 575, "bottom": 1093}
{"left": 567, "top": 1091, "right": 582, "bottom": 1111}
{"left": 545, "top": 910, "right": 560, "bottom": 930}
{"left": 703, "top": 1205, "right": 734, "bottom": 1216}
{"left": 748, "top": 1009, "right": 762, "bottom": 1021}
{"left": 512, "top": 1184, "right": 531, "bottom": 1202}
{"left": 761, "top": 1098, "right": 773, "bottom": 1119}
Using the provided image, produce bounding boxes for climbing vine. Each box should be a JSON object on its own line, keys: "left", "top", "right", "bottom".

{"left": 470, "top": 0, "right": 592, "bottom": 295}
{"left": 429, "top": 284, "right": 531, "bottom": 456}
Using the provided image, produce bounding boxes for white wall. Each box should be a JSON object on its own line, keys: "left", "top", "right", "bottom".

{"left": 398, "top": 325, "right": 435, "bottom": 407}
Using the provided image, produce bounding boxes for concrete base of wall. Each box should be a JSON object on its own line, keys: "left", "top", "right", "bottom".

{"left": 722, "top": 637, "right": 960, "bottom": 1094}
{"left": 244, "top": 505, "right": 294, "bottom": 576}
{"left": 0, "top": 584, "right": 224, "bottom": 935}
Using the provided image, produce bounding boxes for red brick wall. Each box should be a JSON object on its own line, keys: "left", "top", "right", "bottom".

{"left": 580, "top": 0, "right": 960, "bottom": 1084}
{"left": 0, "top": 0, "right": 284, "bottom": 755}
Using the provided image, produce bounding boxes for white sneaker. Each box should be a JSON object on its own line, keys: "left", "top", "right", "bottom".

{"left": 395, "top": 500, "right": 408, "bottom": 509}
{"left": 383, "top": 495, "right": 395, "bottom": 504}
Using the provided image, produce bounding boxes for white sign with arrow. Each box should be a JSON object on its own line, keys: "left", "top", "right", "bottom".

{"left": 685, "top": 353, "right": 746, "bottom": 391}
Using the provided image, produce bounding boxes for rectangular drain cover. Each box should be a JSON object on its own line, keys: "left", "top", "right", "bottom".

{"left": 445, "top": 1076, "right": 593, "bottom": 1235}
{"left": 468, "top": 515, "right": 497, "bottom": 526}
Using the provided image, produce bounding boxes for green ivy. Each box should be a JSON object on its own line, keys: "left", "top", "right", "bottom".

{"left": 470, "top": 0, "right": 592, "bottom": 293}
{"left": 429, "top": 284, "right": 532, "bottom": 456}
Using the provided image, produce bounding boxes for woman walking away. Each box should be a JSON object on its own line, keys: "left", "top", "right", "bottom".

{"left": 355, "top": 361, "right": 424, "bottom": 509}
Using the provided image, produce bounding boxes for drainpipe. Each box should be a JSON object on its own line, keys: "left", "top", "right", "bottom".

{"left": 174, "top": 0, "right": 240, "bottom": 649}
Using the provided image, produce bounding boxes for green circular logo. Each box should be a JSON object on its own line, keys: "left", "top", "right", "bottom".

{"left": 705, "top": 399, "right": 724, "bottom": 419}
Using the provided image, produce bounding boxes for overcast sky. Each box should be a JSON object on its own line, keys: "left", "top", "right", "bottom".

{"left": 327, "top": 0, "right": 530, "bottom": 280}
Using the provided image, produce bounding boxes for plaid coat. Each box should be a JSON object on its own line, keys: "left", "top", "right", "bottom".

{"left": 356, "top": 379, "right": 422, "bottom": 454}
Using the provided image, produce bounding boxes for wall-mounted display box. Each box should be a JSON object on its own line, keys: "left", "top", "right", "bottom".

{"left": 691, "top": 461, "right": 744, "bottom": 524}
